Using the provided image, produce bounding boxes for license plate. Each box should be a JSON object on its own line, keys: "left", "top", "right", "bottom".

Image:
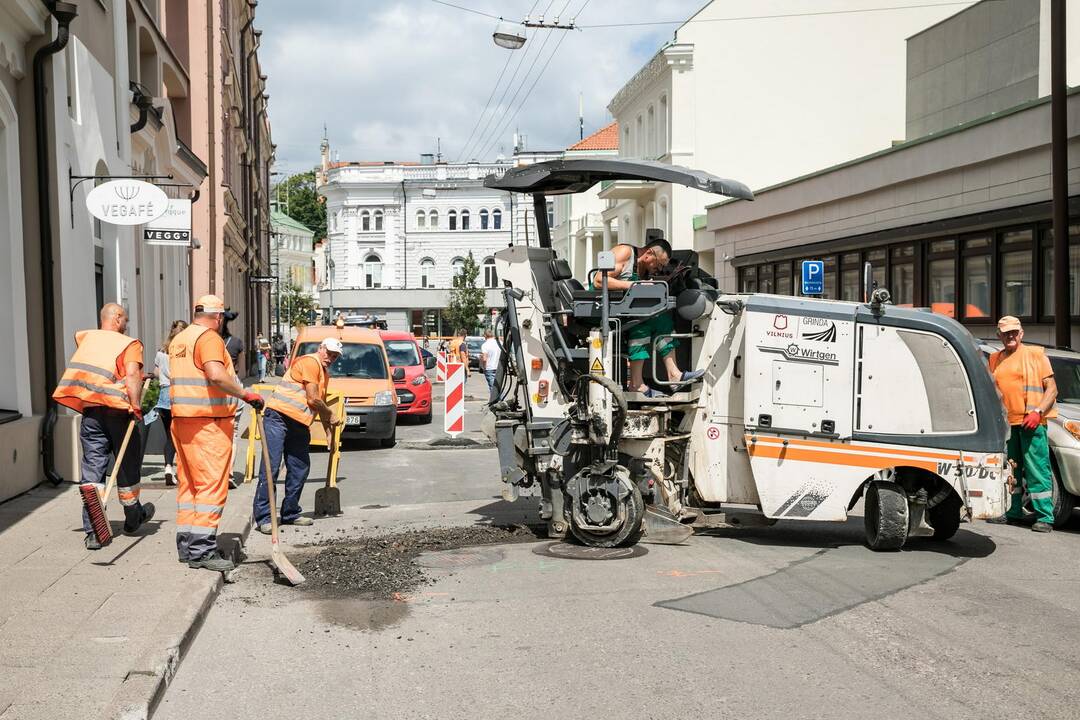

{"left": 345, "top": 416, "right": 362, "bottom": 426}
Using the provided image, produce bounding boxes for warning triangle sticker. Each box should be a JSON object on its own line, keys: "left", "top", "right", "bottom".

{"left": 589, "top": 358, "right": 604, "bottom": 373}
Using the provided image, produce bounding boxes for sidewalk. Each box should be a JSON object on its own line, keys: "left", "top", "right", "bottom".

{"left": 0, "top": 434, "right": 255, "bottom": 720}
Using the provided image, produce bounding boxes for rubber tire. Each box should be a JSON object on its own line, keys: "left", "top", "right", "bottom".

{"left": 569, "top": 482, "right": 645, "bottom": 548}
{"left": 379, "top": 427, "right": 397, "bottom": 448}
{"left": 418, "top": 411, "right": 433, "bottom": 425}
{"left": 864, "top": 480, "right": 908, "bottom": 551}
{"left": 926, "top": 489, "right": 962, "bottom": 541}
{"left": 1020, "top": 456, "right": 1076, "bottom": 528}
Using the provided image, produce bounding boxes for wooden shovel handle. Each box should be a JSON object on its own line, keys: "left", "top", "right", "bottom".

{"left": 101, "top": 419, "right": 136, "bottom": 506}
{"left": 256, "top": 412, "right": 282, "bottom": 544}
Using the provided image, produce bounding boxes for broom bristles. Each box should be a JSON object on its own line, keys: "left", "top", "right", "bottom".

{"left": 79, "top": 483, "right": 112, "bottom": 545}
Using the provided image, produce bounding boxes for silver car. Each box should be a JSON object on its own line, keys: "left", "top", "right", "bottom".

{"left": 980, "top": 340, "right": 1080, "bottom": 527}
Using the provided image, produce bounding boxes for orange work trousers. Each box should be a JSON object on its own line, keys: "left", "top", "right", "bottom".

{"left": 171, "top": 416, "right": 234, "bottom": 562}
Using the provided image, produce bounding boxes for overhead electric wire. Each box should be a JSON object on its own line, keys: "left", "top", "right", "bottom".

{"left": 454, "top": 51, "right": 515, "bottom": 162}
{"left": 427, "top": 0, "right": 501, "bottom": 20}
{"left": 475, "top": 0, "right": 588, "bottom": 161}
{"left": 576, "top": 1, "right": 992, "bottom": 29}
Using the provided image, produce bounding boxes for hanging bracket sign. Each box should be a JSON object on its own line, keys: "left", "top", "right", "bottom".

{"left": 85, "top": 180, "right": 169, "bottom": 226}
{"left": 144, "top": 199, "right": 192, "bottom": 246}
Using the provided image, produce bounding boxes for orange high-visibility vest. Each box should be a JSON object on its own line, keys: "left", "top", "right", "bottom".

{"left": 168, "top": 324, "right": 239, "bottom": 418}
{"left": 53, "top": 329, "right": 138, "bottom": 414}
{"left": 266, "top": 354, "right": 327, "bottom": 426}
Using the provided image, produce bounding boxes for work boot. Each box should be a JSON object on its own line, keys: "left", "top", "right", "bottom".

{"left": 85, "top": 533, "right": 102, "bottom": 551}
{"left": 164, "top": 465, "right": 176, "bottom": 486}
{"left": 256, "top": 523, "right": 272, "bottom": 535}
{"left": 986, "top": 515, "right": 1023, "bottom": 525}
{"left": 188, "top": 552, "right": 236, "bottom": 572}
{"left": 1032, "top": 521, "right": 1053, "bottom": 533}
{"left": 123, "top": 502, "right": 156, "bottom": 535}
{"left": 228, "top": 473, "right": 240, "bottom": 490}
{"left": 285, "top": 516, "right": 314, "bottom": 526}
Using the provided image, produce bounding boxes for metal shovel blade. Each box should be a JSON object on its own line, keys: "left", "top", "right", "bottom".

{"left": 271, "top": 538, "right": 306, "bottom": 586}
{"left": 313, "top": 486, "right": 341, "bottom": 516}
{"left": 642, "top": 505, "right": 694, "bottom": 545}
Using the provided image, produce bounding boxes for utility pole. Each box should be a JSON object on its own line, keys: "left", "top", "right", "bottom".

{"left": 1051, "top": 0, "right": 1069, "bottom": 348}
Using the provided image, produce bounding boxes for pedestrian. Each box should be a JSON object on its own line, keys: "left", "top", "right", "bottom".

{"left": 169, "top": 295, "right": 265, "bottom": 571}
{"left": 480, "top": 329, "right": 501, "bottom": 401}
{"left": 153, "top": 319, "right": 188, "bottom": 486}
{"left": 254, "top": 337, "right": 343, "bottom": 534}
{"left": 450, "top": 329, "right": 469, "bottom": 377}
{"left": 221, "top": 313, "right": 245, "bottom": 379}
{"left": 272, "top": 333, "right": 288, "bottom": 376}
{"left": 256, "top": 331, "right": 269, "bottom": 381}
{"left": 987, "top": 316, "right": 1059, "bottom": 533}
{"left": 53, "top": 303, "right": 154, "bottom": 549}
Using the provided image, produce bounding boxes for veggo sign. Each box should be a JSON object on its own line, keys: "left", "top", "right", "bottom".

{"left": 85, "top": 180, "right": 169, "bottom": 226}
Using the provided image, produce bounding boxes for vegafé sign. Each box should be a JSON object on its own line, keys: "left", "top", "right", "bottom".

{"left": 85, "top": 180, "right": 169, "bottom": 226}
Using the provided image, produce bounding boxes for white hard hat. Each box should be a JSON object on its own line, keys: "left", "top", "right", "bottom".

{"left": 321, "top": 337, "right": 344, "bottom": 354}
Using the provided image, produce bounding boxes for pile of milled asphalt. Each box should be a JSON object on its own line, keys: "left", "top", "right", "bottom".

{"left": 296, "top": 525, "right": 538, "bottom": 599}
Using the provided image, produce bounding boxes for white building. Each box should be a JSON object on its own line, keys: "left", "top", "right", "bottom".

{"left": 602, "top": 0, "right": 1002, "bottom": 270}
{"left": 316, "top": 140, "right": 544, "bottom": 334}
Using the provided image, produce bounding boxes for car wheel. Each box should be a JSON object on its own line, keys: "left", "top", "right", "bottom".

{"left": 1050, "top": 456, "right": 1076, "bottom": 529}
{"left": 419, "top": 411, "right": 432, "bottom": 425}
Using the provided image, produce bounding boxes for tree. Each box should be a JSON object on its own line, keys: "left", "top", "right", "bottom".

{"left": 444, "top": 252, "right": 486, "bottom": 335}
{"left": 278, "top": 283, "right": 317, "bottom": 331}
{"left": 273, "top": 170, "right": 326, "bottom": 240}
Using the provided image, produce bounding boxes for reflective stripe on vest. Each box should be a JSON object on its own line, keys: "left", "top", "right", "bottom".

{"left": 53, "top": 329, "right": 137, "bottom": 414}
{"left": 168, "top": 324, "right": 239, "bottom": 418}
{"left": 266, "top": 354, "right": 325, "bottom": 426}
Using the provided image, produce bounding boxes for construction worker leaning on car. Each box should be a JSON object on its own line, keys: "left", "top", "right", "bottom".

{"left": 169, "top": 295, "right": 266, "bottom": 572}
{"left": 253, "top": 337, "right": 343, "bottom": 534}
{"left": 987, "top": 315, "right": 1058, "bottom": 533}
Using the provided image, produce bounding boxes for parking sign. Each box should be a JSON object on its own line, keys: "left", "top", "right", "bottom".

{"left": 802, "top": 260, "right": 824, "bottom": 296}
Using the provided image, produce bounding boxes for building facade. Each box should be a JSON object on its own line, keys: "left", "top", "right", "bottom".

{"left": 270, "top": 205, "right": 315, "bottom": 338}
{"left": 0, "top": 0, "right": 217, "bottom": 500}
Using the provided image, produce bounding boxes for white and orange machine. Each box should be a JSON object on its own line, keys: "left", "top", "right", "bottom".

{"left": 482, "top": 159, "right": 1008, "bottom": 550}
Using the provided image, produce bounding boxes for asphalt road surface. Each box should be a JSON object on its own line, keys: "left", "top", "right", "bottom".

{"left": 157, "top": 373, "right": 1080, "bottom": 720}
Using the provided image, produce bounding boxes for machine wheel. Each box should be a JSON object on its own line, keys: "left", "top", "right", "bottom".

{"left": 864, "top": 480, "right": 908, "bottom": 551}
{"left": 379, "top": 427, "right": 397, "bottom": 448}
{"left": 926, "top": 490, "right": 962, "bottom": 541}
{"left": 569, "top": 483, "right": 645, "bottom": 548}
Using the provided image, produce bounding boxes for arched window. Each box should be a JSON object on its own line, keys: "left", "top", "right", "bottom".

{"left": 420, "top": 257, "right": 435, "bottom": 289}
{"left": 460, "top": 209, "right": 470, "bottom": 231}
{"left": 448, "top": 209, "right": 457, "bottom": 231}
{"left": 363, "top": 253, "right": 382, "bottom": 288}
{"left": 373, "top": 209, "right": 383, "bottom": 232}
{"left": 492, "top": 208, "right": 502, "bottom": 230}
{"left": 646, "top": 104, "right": 655, "bottom": 158}
{"left": 429, "top": 210, "right": 439, "bottom": 229}
{"left": 416, "top": 209, "right": 426, "bottom": 229}
{"left": 451, "top": 256, "right": 465, "bottom": 287}
{"left": 479, "top": 209, "right": 489, "bottom": 230}
{"left": 482, "top": 257, "right": 498, "bottom": 288}
{"left": 659, "top": 95, "right": 669, "bottom": 156}
{"left": 360, "top": 210, "right": 371, "bottom": 232}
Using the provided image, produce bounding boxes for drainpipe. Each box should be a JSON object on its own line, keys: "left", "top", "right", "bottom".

{"left": 34, "top": 1, "right": 79, "bottom": 486}
{"left": 129, "top": 81, "right": 155, "bottom": 134}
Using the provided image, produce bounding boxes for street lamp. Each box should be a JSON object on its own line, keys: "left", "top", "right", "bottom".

{"left": 493, "top": 16, "right": 576, "bottom": 49}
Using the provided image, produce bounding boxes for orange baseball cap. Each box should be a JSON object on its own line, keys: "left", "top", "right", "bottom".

{"left": 997, "top": 315, "right": 1022, "bottom": 333}
{"left": 194, "top": 294, "right": 226, "bottom": 314}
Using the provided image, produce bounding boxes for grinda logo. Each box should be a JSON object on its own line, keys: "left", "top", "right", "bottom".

{"left": 802, "top": 322, "right": 837, "bottom": 343}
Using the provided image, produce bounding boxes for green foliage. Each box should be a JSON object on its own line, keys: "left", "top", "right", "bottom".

{"left": 142, "top": 379, "right": 160, "bottom": 413}
{"left": 444, "top": 252, "right": 486, "bottom": 335}
{"left": 279, "top": 283, "right": 318, "bottom": 329}
{"left": 273, "top": 170, "right": 326, "bottom": 240}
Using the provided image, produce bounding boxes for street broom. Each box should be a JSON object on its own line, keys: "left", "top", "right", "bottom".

{"left": 79, "top": 419, "right": 136, "bottom": 547}
{"left": 256, "top": 411, "right": 305, "bottom": 586}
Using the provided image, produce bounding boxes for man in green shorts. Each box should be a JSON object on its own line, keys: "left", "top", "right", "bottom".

{"left": 594, "top": 237, "right": 704, "bottom": 396}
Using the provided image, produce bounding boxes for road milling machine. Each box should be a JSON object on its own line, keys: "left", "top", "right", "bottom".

{"left": 482, "top": 159, "right": 1008, "bottom": 551}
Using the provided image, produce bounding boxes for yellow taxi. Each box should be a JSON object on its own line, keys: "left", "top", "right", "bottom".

{"left": 289, "top": 325, "right": 399, "bottom": 447}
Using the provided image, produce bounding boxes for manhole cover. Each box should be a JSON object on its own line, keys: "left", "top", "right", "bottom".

{"left": 533, "top": 542, "right": 648, "bottom": 561}
{"left": 414, "top": 547, "right": 505, "bottom": 569}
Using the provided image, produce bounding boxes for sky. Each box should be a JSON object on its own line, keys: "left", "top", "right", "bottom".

{"left": 256, "top": 0, "right": 980, "bottom": 176}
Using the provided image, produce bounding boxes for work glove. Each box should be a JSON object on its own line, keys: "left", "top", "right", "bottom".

{"left": 131, "top": 407, "right": 143, "bottom": 422}
{"left": 1022, "top": 411, "right": 1041, "bottom": 430}
{"left": 242, "top": 391, "right": 265, "bottom": 411}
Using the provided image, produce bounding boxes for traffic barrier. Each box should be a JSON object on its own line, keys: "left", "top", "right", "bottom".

{"left": 444, "top": 362, "right": 465, "bottom": 437}
{"left": 243, "top": 385, "right": 344, "bottom": 484}
{"left": 436, "top": 351, "right": 447, "bottom": 382}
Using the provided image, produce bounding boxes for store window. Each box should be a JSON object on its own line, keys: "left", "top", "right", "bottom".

{"left": 1041, "top": 225, "right": 1080, "bottom": 317}
{"left": 840, "top": 252, "right": 861, "bottom": 301}
{"left": 822, "top": 255, "right": 837, "bottom": 299}
{"left": 891, "top": 245, "right": 915, "bottom": 307}
{"left": 758, "top": 264, "right": 774, "bottom": 294}
{"left": 741, "top": 266, "right": 757, "bottom": 293}
{"left": 775, "top": 261, "right": 792, "bottom": 296}
{"left": 963, "top": 255, "right": 992, "bottom": 319}
{"left": 866, "top": 248, "right": 886, "bottom": 294}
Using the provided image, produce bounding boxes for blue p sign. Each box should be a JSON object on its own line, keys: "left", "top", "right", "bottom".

{"left": 802, "top": 260, "right": 824, "bottom": 296}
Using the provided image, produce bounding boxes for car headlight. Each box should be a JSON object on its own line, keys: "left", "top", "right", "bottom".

{"left": 374, "top": 390, "right": 395, "bottom": 406}
{"left": 411, "top": 374, "right": 427, "bottom": 386}
{"left": 1062, "top": 418, "right": 1080, "bottom": 442}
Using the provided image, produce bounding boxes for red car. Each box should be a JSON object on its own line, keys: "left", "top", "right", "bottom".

{"left": 379, "top": 331, "right": 435, "bottom": 423}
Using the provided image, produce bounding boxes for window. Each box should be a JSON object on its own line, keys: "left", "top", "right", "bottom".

{"left": 416, "top": 209, "right": 426, "bottom": 229}
{"left": 385, "top": 340, "right": 420, "bottom": 367}
{"left": 546, "top": 200, "right": 554, "bottom": 230}
{"left": 775, "top": 262, "right": 792, "bottom": 296}
{"left": 740, "top": 267, "right": 757, "bottom": 293}
{"left": 866, "top": 248, "right": 886, "bottom": 294}
{"left": 361, "top": 210, "right": 371, "bottom": 232}
{"left": 926, "top": 239, "right": 956, "bottom": 316}
{"left": 374, "top": 209, "right": 383, "bottom": 232}
{"left": 758, "top": 264, "right": 774, "bottom": 294}
{"left": 635, "top": 115, "right": 642, "bottom": 157}
{"left": 822, "top": 255, "right": 837, "bottom": 299}
{"left": 646, "top": 105, "right": 655, "bottom": 158}
{"left": 962, "top": 235, "right": 991, "bottom": 319}
{"left": 420, "top": 257, "right": 435, "bottom": 288}
{"left": 363, "top": 253, "right": 382, "bottom": 288}
{"left": 451, "top": 257, "right": 465, "bottom": 287}
{"left": 448, "top": 210, "right": 457, "bottom": 231}
{"left": 480, "top": 209, "right": 489, "bottom": 230}
{"left": 659, "top": 95, "right": 669, "bottom": 155}
{"left": 295, "top": 341, "right": 387, "bottom": 380}
{"left": 840, "top": 252, "right": 861, "bottom": 301}
{"left": 461, "top": 209, "right": 470, "bottom": 231}
{"left": 429, "top": 210, "right": 439, "bottom": 229}
{"left": 492, "top": 208, "right": 502, "bottom": 230}
{"left": 1041, "top": 224, "right": 1080, "bottom": 316}
{"left": 483, "top": 257, "right": 498, "bottom": 288}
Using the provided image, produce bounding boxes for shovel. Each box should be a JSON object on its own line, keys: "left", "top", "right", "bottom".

{"left": 314, "top": 420, "right": 342, "bottom": 516}
{"left": 642, "top": 504, "right": 694, "bottom": 545}
{"left": 256, "top": 411, "right": 305, "bottom": 586}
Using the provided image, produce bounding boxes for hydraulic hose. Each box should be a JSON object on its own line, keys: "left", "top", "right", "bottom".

{"left": 35, "top": 2, "right": 79, "bottom": 486}
{"left": 576, "top": 373, "right": 627, "bottom": 450}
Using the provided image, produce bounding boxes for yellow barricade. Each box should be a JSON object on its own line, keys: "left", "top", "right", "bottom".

{"left": 242, "top": 386, "right": 345, "bottom": 484}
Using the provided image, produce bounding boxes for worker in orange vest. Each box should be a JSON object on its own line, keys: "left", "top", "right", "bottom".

{"left": 53, "top": 303, "right": 155, "bottom": 549}
{"left": 169, "top": 295, "right": 265, "bottom": 572}
{"left": 254, "top": 337, "right": 342, "bottom": 533}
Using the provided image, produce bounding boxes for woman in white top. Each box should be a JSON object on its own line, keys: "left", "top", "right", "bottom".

{"left": 154, "top": 320, "right": 187, "bottom": 485}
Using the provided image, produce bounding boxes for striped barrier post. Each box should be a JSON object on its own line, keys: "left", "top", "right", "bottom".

{"left": 436, "top": 351, "right": 447, "bottom": 382}
{"left": 444, "top": 362, "right": 465, "bottom": 437}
